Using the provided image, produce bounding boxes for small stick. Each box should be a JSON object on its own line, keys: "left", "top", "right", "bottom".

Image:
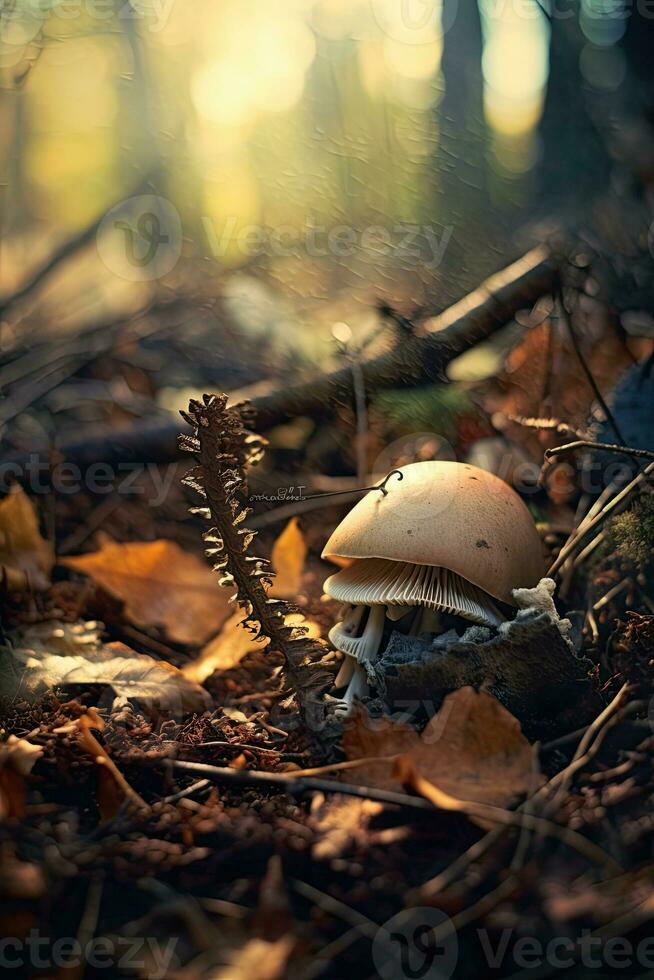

{"left": 197, "top": 897, "right": 249, "bottom": 920}
{"left": 545, "top": 440, "right": 654, "bottom": 464}
{"left": 192, "top": 741, "right": 282, "bottom": 756}
{"left": 555, "top": 285, "right": 625, "bottom": 445}
{"left": 571, "top": 532, "right": 605, "bottom": 569}
{"left": 593, "top": 578, "right": 631, "bottom": 612}
{"left": 586, "top": 607, "right": 600, "bottom": 645}
{"left": 416, "top": 827, "right": 506, "bottom": 901}
{"left": 509, "top": 414, "right": 586, "bottom": 440}
{"left": 549, "top": 461, "right": 654, "bottom": 576}
{"left": 279, "top": 755, "right": 401, "bottom": 779}
{"left": 291, "top": 879, "right": 378, "bottom": 937}
{"left": 163, "top": 778, "right": 211, "bottom": 804}
{"left": 166, "top": 759, "right": 435, "bottom": 811}
{"left": 543, "top": 684, "right": 630, "bottom": 807}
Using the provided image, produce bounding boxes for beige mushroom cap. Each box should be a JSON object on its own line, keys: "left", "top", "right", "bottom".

{"left": 321, "top": 461, "right": 544, "bottom": 606}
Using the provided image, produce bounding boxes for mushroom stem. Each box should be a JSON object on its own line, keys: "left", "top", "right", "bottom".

{"left": 337, "top": 660, "right": 370, "bottom": 715}
{"left": 334, "top": 655, "right": 355, "bottom": 687}
{"left": 329, "top": 604, "right": 387, "bottom": 716}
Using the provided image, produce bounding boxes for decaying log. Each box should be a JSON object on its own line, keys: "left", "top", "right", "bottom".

{"left": 5, "top": 245, "right": 558, "bottom": 473}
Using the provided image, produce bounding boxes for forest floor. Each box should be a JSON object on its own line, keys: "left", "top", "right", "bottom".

{"left": 1, "top": 271, "right": 654, "bottom": 980}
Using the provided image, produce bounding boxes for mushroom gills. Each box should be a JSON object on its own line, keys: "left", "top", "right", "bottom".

{"left": 326, "top": 558, "right": 506, "bottom": 716}
{"left": 325, "top": 557, "right": 505, "bottom": 627}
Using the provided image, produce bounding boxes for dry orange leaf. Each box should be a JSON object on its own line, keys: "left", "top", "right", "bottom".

{"left": 55, "top": 708, "right": 147, "bottom": 811}
{"left": 182, "top": 610, "right": 261, "bottom": 683}
{"left": 343, "top": 687, "right": 541, "bottom": 808}
{"left": 341, "top": 708, "right": 418, "bottom": 791}
{"left": 183, "top": 610, "right": 321, "bottom": 684}
{"left": 61, "top": 539, "right": 232, "bottom": 645}
{"left": 270, "top": 517, "right": 307, "bottom": 598}
{"left": 409, "top": 687, "right": 542, "bottom": 806}
{"left": 0, "top": 486, "right": 53, "bottom": 591}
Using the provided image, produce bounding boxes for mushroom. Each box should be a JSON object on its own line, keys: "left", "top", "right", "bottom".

{"left": 321, "top": 461, "right": 544, "bottom": 715}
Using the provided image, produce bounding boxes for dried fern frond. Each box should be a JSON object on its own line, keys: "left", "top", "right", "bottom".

{"left": 180, "top": 394, "right": 332, "bottom": 731}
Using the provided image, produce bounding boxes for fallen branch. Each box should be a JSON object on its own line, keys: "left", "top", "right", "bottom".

{"left": 252, "top": 244, "right": 557, "bottom": 429}
{"left": 7, "top": 245, "right": 558, "bottom": 471}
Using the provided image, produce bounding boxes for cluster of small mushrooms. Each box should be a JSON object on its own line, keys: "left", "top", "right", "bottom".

{"left": 322, "top": 461, "right": 544, "bottom": 715}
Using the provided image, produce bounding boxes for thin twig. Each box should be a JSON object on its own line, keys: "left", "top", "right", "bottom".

{"left": 509, "top": 414, "right": 585, "bottom": 439}
{"left": 166, "top": 759, "right": 435, "bottom": 811}
{"left": 548, "top": 461, "right": 654, "bottom": 576}
{"left": 191, "top": 741, "right": 282, "bottom": 756}
{"left": 543, "top": 684, "right": 629, "bottom": 807}
{"left": 279, "top": 755, "right": 401, "bottom": 778}
{"left": 545, "top": 440, "right": 654, "bottom": 464}
{"left": 416, "top": 826, "right": 506, "bottom": 901}
{"left": 593, "top": 577, "right": 631, "bottom": 611}
{"left": 163, "top": 778, "right": 211, "bottom": 804}
{"left": 555, "top": 284, "right": 625, "bottom": 444}
{"left": 291, "top": 879, "right": 378, "bottom": 937}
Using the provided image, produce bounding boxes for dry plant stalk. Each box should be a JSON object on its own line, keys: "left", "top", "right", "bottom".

{"left": 180, "top": 394, "right": 332, "bottom": 731}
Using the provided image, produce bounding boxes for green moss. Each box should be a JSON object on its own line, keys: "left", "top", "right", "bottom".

{"left": 610, "top": 496, "right": 654, "bottom": 567}
{"left": 374, "top": 386, "right": 473, "bottom": 445}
